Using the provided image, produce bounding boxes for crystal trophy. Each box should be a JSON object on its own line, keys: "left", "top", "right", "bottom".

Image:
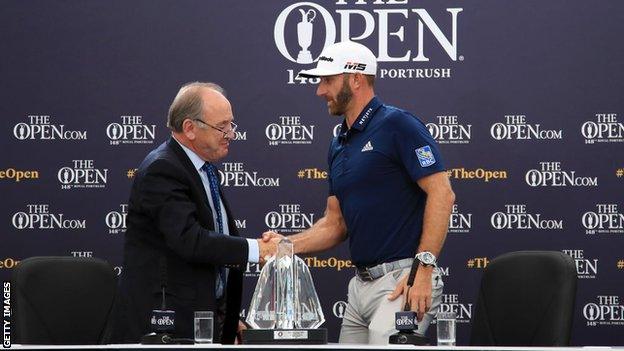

{"left": 243, "top": 238, "right": 327, "bottom": 344}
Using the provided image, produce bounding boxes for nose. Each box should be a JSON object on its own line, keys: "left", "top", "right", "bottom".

{"left": 316, "top": 81, "right": 326, "bottom": 97}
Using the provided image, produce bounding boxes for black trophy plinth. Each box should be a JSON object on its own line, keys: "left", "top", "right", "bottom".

{"left": 242, "top": 328, "right": 327, "bottom": 345}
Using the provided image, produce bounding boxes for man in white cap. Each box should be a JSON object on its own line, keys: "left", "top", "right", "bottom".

{"left": 264, "top": 41, "right": 455, "bottom": 344}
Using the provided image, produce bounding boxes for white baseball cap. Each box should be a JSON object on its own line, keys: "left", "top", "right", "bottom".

{"left": 297, "top": 41, "right": 377, "bottom": 78}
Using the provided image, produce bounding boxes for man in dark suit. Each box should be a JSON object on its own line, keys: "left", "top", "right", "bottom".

{"left": 111, "top": 82, "right": 274, "bottom": 343}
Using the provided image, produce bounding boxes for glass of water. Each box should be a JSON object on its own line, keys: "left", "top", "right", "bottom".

{"left": 436, "top": 311, "right": 457, "bottom": 346}
{"left": 194, "top": 311, "right": 214, "bottom": 343}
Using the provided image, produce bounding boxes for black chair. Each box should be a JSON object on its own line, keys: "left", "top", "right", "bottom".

{"left": 12, "top": 256, "right": 116, "bottom": 344}
{"left": 470, "top": 251, "right": 577, "bottom": 346}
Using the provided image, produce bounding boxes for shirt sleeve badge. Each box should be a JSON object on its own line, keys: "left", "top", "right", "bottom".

{"left": 415, "top": 145, "right": 436, "bottom": 167}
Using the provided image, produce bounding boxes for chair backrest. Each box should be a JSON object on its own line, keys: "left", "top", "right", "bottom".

{"left": 469, "top": 251, "right": 577, "bottom": 346}
{"left": 12, "top": 256, "right": 117, "bottom": 344}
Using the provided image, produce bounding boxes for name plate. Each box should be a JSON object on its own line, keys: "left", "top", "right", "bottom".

{"left": 274, "top": 330, "right": 309, "bottom": 340}
{"left": 242, "top": 328, "right": 327, "bottom": 344}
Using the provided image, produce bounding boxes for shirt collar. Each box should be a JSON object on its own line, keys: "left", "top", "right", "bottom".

{"left": 173, "top": 135, "right": 206, "bottom": 172}
{"left": 337, "top": 96, "right": 383, "bottom": 142}
{"left": 350, "top": 96, "right": 382, "bottom": 131}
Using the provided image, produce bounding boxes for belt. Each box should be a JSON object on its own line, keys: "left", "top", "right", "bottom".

{"left": 355, "top": 258, "right": 414, "bottom": 281}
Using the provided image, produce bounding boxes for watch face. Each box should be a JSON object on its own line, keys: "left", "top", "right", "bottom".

{"left": 419, "top": 252, "right": 435, "bottom": 265}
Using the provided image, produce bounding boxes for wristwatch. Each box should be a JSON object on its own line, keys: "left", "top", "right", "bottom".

{"left": 415, "top": 251, "right": 437, "bottom": 268}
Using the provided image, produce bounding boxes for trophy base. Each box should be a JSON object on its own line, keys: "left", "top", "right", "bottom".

{"left": 296, "top": 51, "right": 313, "bottom": 64}
{"left": 140, "top": 332, "right": 193, "bottom": 344}
{"left": 388, "top": 331, "right": 429, "bottom": 345}
{"left": 242, "top": 328, "right": 327, "bottom": 344}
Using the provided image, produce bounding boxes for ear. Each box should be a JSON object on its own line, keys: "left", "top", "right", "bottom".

{"left": 352, "top": 73, "right": 363, "bottom": 90}
{"left": 182, "top": 119, "right": 197, "bottom": 140}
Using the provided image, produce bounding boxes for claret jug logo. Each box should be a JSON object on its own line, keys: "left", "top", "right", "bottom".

{"left": 58, "top": 160, "right": 108, "bottom": 190}
{"left": 12, "top": 204, "right": 86, "bottom": 230}
{"left": 581, "top": 113, "right": 624, "bottom": 144}
{"left": 266, "top": 115, "right": 315, "bottom": 146}
{"left": 106, "top": 204, "right": 128, "bottom": 234}
{"left": 582, "top": 204, "right": 624, "bottom": 235}
{"left": 106, "top": 115, "right": 156, "bottom": 145}
{"left": 583, "top": 296, "right": 624, "bottom": 327}
{"left": 265, "top": 204, "right": 315, "bottom": 233}
{"left": 13, "top": 115, "right": 87, "bottom": 140}
{"left": 490, "top": 115, "right": 563, "bottom": 140}
{"left": 525, "top": 162, "right": 598, "bottom": 187}
{"left": 426, "top": 115, "right": 471, "bottom": 144}
{"left": 275, "top": 3, "right": 335, "bottom": 65}
{"left": 491, "top": 204, "right": 563, "bottom": 230}
{"left": 275, "top": 2, "right": 463, "bottom": 84}
{"left": 333, "top": 301, "right": 348, "bottom": 318}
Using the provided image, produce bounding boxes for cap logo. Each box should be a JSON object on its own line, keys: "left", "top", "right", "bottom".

{"left": 344, "top": 62, "right": 366, "bottom": 71}
{"left": 318, "top": 56, "right": 334, "bottom": 62}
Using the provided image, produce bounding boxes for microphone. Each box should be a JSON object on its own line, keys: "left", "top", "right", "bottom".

{"left": 389, "top": 259, "right": 429, "bottom": 345}
{"left": 159, "top": 255, "right": 169, "bottom": 310}
{"left": 141, "top": 257, "right": 176, "bottom": 344}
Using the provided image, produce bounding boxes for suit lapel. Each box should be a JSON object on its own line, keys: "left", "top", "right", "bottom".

{"left": 166, "top": 137, "right": 212, "bottom": 216}
{"left": 166, "top": 137, "right": 238, "bottom": 237}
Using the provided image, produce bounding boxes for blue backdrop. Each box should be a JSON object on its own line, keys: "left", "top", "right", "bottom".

{"left": 2, "top": 0, "right": 623, "bottom": 345}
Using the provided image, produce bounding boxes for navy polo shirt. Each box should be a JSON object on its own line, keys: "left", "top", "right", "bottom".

{"left": 328, "top": 97, "right": 446, "bottom": 267}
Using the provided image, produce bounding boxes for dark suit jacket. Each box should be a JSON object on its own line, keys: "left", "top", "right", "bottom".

{"left": 110, "top": 137, "right": 248, "bottom": 343}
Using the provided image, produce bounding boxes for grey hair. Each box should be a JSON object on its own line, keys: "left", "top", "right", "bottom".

{"left": 167, "top": 82, "right": 226, "bottom": 132}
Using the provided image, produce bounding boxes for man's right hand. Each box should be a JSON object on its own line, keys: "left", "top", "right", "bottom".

{"left": 261, "top": 230, "right": 284, "bottom": 242}
{"left": 257, "top": 237, "right": 279, "bottom": 265}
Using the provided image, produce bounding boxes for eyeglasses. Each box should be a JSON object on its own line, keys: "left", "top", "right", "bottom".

{"left": 193, "top": 119, "right": 238, "bottom": 139}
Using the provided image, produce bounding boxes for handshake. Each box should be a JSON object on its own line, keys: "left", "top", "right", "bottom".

{"left": 255, "top": 230, "right": 287, "bottom": 264}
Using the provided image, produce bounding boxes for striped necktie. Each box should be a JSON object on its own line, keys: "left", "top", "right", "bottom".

{"left": 201, "top": 162, "right": 226, "bottom": 299}
{"left": 202, "top": 163, "right": 224, "bottom": 233}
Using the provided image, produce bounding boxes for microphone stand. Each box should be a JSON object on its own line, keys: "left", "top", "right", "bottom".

{"left": 388, "top": 259, "right": 429, "bottom": 345}
{"left": 141, "top": 257, "right": 181, "bottom": 344}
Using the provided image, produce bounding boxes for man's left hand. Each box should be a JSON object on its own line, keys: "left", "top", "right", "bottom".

{"left": 235, "top": 320, "right": 248, "bottom": 344}
{"left": 387, "top": 266, "right": 433, "bottom": 321}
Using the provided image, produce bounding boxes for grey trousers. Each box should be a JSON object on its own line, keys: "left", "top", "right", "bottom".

{"left": 338, "top": 267, "right": 444, "bottom": 345}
